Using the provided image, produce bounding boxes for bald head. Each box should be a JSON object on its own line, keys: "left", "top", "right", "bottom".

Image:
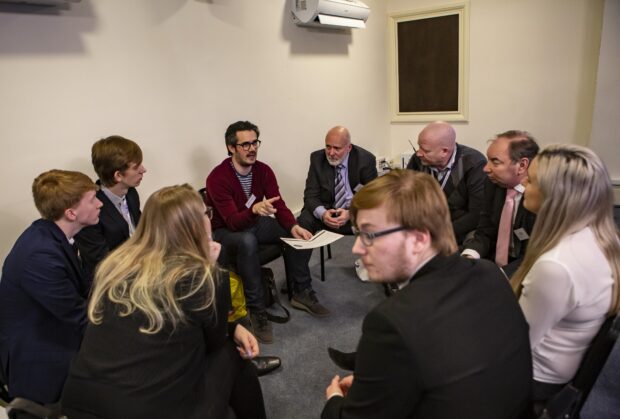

{"left": 325, "top": 126, "right": 352, "bottom": 166}
{"left": 416, "top": 121, "right": 456, "bottom": 168}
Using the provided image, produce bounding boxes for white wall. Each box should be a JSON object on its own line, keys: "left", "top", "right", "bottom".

{"left": 590, "top": 0, "right": 620, "bottom": 189}
{"left": 0, "top": 0, "right": 390, "bottom": 262}
{"left": 387, "top": 0, "right": 604, "bottom": 162}
{"left": 0, "top": 0, "right": 614, "bottom": 263}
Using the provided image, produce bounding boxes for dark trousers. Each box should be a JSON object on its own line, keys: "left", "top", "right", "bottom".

{"left": 214, "top": 217, "right": 312, "bottom": 311}
{"left": 205, "top": 340, "right": 266, "bottom": 419}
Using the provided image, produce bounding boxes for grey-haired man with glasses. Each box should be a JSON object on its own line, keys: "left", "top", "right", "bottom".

{"left": 205, "top": 121, "right": 329, "bottom": 345}
{"left": 322, "top": 169, "right": 532, "bottom": 419}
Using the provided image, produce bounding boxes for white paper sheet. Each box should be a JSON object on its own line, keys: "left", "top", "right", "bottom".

{"left": 281, "top": 229, "right": 343, "bottom": 250}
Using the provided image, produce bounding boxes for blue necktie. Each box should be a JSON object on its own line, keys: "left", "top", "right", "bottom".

{"left": 333, "top": 165, "right": 346, "bottom": 209}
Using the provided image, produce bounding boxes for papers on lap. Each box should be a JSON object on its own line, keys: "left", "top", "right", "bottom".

{"left": 281, "top": 230, "right": 343, "bottom": 249}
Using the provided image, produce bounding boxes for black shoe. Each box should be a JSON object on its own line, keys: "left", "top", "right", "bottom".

{"left": 251, "top": 356, "right": 281, "bottom": 377}
{"left": 328, "top": 347, "right": 356, "bottom": 371}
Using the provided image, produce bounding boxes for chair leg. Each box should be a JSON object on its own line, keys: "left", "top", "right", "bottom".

{"left": 282, "top": 248, "right": 293, "bottom": 300}
{"left": 320, "top": 246, "right": 326, "bottom": 282}
{"left": 327, "top": 244, "right": 332, "bottom": 260}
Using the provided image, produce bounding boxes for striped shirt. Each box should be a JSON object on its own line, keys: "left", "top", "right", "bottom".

{"left": 231, "top": 160, "right": 253, "bottom": 198}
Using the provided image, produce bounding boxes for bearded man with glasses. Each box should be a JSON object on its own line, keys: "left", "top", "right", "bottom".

{"left": 322, "top": 169, "right": 532, "bottom": 419}
{"left": 205, "top": 121, "right": 328, "bottom": 345}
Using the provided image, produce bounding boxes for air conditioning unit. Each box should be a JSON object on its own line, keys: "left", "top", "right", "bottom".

{"left": 0, "top": 0, "right": 80, "bottom": 6}
{"left": 291, "top": 0, "right": 370, "bottom": 29}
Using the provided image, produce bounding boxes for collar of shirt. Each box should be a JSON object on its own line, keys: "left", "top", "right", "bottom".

{"left": 428, "top": 146, "right": 457, "bottom": 175}
{"left": 338, "top": 152, "right": 351, "bottom": 172}
{"left": 513, "top": 183, "right": 525, "bottom": 194}
{"left": 101, "top": 186, "right": 126, "bottom": 213}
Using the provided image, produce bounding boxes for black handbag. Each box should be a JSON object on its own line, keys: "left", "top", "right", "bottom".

{"left": 261, "top": 268, "right": 290, "bottom": 323}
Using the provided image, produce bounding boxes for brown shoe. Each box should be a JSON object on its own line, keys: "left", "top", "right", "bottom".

{"left": 291, "top": 289, "right": 330, "bottom": 317}
{"left": 249, "top": 310, "right": 274, "bottom": 344}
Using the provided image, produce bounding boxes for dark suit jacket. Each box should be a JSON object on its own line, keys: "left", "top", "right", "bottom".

{"left": 407, "top": 143, "right": 486, "bottom": 243}
{"left": 299, "top": 145, "right": 376, "bottom": 232}
{"left": 75, "top": 186, "right": 141, "bottom": 281}
{"left": 0, "top": 219, "right": 89, "bottom": 403}
{"left": 463, "top": 178, "right": 536, "bottom": 275}
{"left": 322, "top": 254, "right": 532, "bottom": 419}
{"left": 61, "top": 270, "right": 243, "bottom": 419}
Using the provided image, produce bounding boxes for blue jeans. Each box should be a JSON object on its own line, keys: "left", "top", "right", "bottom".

{"left": 214, "top": 217, "right": 312, "bottom": 311}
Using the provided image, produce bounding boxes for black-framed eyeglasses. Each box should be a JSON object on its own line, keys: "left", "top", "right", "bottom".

{"left": 204, "top": 206, "right": 213, "bottom": 220}
{"left": 351, "top": 226, "right": 409, "bottom": 247}
{"left": 235, "top": 139, "right": 261, "bottom": 151}
{"left": 408, "top": 139, "right": 418, "bottom": 155}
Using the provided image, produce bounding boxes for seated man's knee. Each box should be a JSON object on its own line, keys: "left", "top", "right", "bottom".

{"left": 236, "top": 232, "right": 259, "bottom": 253}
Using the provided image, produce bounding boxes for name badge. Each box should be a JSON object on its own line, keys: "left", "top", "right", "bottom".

{"left": 245, "top": 194, "right": 257, "bottom": 208}
{"left": 353, "top": 183, "right": 363, "bottom": 193}
{"left": 514, "top": 228, "right": 529, "bottom": 241}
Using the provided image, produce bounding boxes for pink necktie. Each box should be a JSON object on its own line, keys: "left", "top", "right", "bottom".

{"left": 495, "top": 188, "right": 517, "bottom": 267}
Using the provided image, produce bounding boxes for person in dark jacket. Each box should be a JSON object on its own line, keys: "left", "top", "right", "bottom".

{"left": 322, "top": 170, "right": 532, "bottom": 419}
{"left": 406, "top": 121, "right": 486, "bottom": 244}
{"left": 0, "top": 170, "right": 101, "bottom": 404}
{"left": 75, "top": 135, "right": 146, "bottom": 281}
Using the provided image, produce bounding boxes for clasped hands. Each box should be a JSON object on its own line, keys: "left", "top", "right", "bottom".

{"left": 322, "top": 208, "right": 350, "bottom": 230}
{"left": 325, "top": 374, "right": 354, "bottom": 400}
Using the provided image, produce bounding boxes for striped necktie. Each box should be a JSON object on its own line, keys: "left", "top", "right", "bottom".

{"left": 333, "top": 165, "right": 346, "bottom": 209}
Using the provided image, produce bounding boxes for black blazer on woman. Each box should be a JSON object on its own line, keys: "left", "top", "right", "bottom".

{"left": 61, "top": 270, "right": 239, "bottom": 419}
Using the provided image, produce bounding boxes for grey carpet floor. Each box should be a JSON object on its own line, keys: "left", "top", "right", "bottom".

{"left": 259, "top": 235, "right": 385, "bottom": 419}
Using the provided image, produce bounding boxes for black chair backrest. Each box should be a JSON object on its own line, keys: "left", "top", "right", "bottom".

{"left": 572, "top": 312, "right": 620, "bottom": 406}
{"left": 198, "top": 187, "right": 207, "bottom": 203}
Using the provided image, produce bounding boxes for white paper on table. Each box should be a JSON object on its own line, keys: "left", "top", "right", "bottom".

{"left": 281, "top": 229, "right": 343, "bottom": 250}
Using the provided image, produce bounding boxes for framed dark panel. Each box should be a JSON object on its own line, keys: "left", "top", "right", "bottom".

{"left": 389, "top": 3, "right": 469, "bottom": 122}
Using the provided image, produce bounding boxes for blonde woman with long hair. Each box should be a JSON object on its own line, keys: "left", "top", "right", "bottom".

{"left": 61, "top": 184, "right": 265, "bottom": 419}
{"left": 512, "top": 144, "right": 620, "bottom": 406}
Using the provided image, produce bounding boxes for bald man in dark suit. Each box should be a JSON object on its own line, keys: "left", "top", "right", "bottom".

{"left": 297, "top": 126, "right": 377, "bottom": 236}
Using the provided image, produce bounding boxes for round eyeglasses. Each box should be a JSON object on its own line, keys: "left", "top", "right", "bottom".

{"left": 235, "top": 139, "right": 261, "bottom": 151}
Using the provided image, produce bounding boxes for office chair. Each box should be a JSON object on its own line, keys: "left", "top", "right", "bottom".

{"left": 538, "top": 312, "right": 620, "bottom": 419}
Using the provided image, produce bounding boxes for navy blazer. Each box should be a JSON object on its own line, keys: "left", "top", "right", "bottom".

{"left": 75, "top": 186, "right": 141, "bottom": 281}
{"left": 463, "top": 178, "right": 536, "bottom": 275}
{"left": 0, "top": 219, "right": 89, "bottom": 403}
{"left": 302, "top": 145, "right": 377, "bottom": 214}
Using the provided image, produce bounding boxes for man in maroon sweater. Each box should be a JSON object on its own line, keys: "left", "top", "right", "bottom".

{"left": 206, "top": 121, "right": 330, "bottom": 344}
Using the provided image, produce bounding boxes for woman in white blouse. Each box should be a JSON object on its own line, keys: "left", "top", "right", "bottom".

{"left": 511, "top": 144, "right": 620, "bottom": 405}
